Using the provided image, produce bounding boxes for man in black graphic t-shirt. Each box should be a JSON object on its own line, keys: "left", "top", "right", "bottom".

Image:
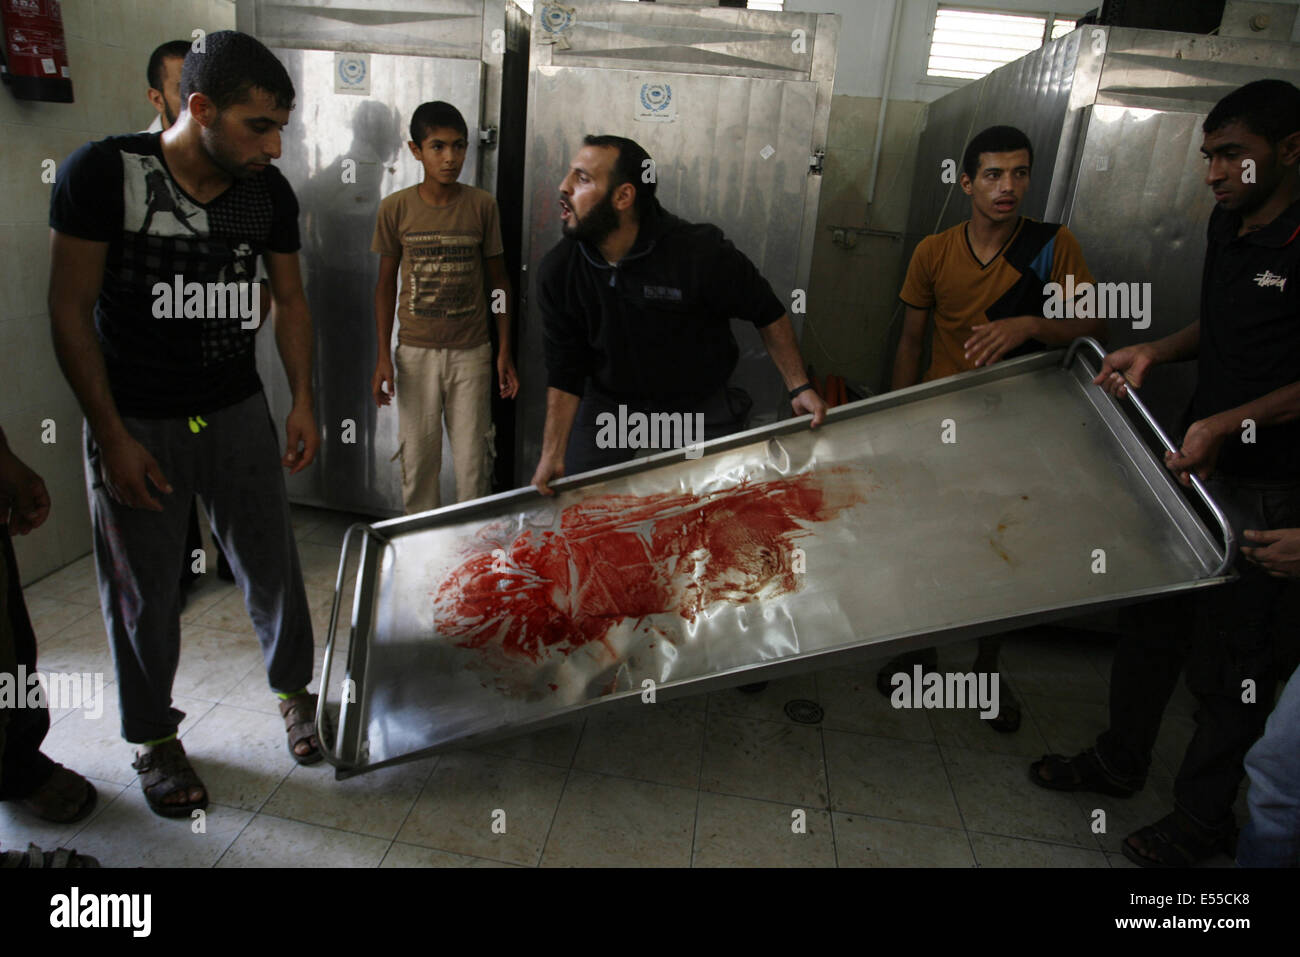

{"left": 48, "top": 31, "right": 322, "bottom": 818}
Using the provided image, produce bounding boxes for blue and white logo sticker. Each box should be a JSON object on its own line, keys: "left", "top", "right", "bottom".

{"left": 635, "top": 82, "right": 676, "bottom": 123}
{"left": 540, "top": 4, "right": 574, "bottom": 35}
{"left": 334, "top": 53, "right": 369, "bottom": 95}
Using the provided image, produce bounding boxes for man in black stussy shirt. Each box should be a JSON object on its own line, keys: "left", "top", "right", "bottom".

{"left": 47, "top": 31, "right": 322, "bottom": 818}
{"left": 530, "top": 135, "right": 828, "bottom": 493}
{"left": 1030, "top": 80, "right": 1300, "bottom": 867}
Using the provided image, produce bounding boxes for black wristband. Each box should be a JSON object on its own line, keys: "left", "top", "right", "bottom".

{"left": 788, "top": 382, "right": 814, "bottom": 400}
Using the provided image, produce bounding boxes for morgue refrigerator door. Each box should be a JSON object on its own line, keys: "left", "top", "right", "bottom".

{"left": 255, "top": 48, "right": 483, "bottom": 516}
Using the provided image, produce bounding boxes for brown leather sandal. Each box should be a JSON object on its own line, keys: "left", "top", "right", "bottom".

{"left": 280, "top": 692, "right": 322, "bottom": 765}
{"left": 132, "top": 738, "right": 209, "bottom": 819}
{"left": 22, "top": 764, "right": 98, "bottom": 823}
{"left": 1, "top": 843, "right": 100, "bottom": 868}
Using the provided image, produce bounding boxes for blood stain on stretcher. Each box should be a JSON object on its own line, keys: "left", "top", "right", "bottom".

{"left": 432, "top": 468, "right": 870, "bottom": 668}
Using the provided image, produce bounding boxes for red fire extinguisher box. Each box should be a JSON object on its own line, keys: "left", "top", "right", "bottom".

{"left": 1, "top": 0, "right": 74, "bottom": 103}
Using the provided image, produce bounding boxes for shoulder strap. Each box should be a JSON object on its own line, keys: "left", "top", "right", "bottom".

{"left": 1002, "top": 220, "right": 1062, "bottom": 283}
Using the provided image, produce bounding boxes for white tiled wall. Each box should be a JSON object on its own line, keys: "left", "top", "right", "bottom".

{"left": 0, "top": 0, "right": 237, "bottom": 584}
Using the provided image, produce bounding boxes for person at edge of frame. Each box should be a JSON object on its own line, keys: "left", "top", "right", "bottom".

{"left": 0, "top": 426, "right": 101, "bottom": 867}
{"left": 1031, "top": 79, "right": 1300, "bottom": 868}
{"left": 47, "top": 30, "right": 324, "bottom": 819}
{"left": 530, "top": 133, "right": 829, "bottom": 694}
{"left": 370, "top": 100, "right": 519, "bottom": 515}
{"left": 882, "top": 124, "right": 1107, "bottom": 733}
{"left": 143, "top": 38, "right": 236, "bottom": 596}
{"left": 1236, "top": 524, "right": 1300, "bottom": 867}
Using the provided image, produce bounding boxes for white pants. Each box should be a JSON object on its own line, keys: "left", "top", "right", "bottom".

{"left": 394, "top": 341, "right": 493, "bottom": 513}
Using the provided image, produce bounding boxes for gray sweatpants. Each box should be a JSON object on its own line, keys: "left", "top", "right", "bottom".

{"left": 83, "top": 391, "right": 314, "bottom": 743}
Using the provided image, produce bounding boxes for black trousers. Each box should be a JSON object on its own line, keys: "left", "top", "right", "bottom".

{"left": 0, "top": 526, "right": 56, "bottom": 800}
{"left": 1096, "top": 475, "right": 1300, "bottom": 826}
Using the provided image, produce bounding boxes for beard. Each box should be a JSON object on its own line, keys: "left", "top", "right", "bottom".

{"left": 562, "top": 187, "right": 620, "bottom": 245}
{"left": 200, "top": 120, "right": 261, "bottom": 180}
{"left": 163, "top": 101, "right": 177, "bottom": 130}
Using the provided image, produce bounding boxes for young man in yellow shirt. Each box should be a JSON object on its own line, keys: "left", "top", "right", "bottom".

{"left": 885, "top": 125, "right": 1106, "bottom": 731}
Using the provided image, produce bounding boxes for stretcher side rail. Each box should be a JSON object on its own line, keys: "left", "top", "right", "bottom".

{"left": 1064, "top": 336, "right": 1234, "bottom": 578}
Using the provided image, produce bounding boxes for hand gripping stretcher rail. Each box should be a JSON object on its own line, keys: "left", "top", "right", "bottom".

{"left": 315, "top": 339, "right": 1234, "bottom": 778}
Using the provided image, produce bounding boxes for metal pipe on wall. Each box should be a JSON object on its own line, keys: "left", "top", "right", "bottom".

{"left": 866, "top": 0, "right": 903, "bottom": 207}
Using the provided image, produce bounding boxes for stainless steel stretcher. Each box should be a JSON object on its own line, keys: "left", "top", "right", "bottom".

{"left": 316, "top": 339, "right": 1233, "bottom": 778}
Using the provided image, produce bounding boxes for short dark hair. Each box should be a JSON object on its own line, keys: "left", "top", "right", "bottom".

{"left": 1204, "top": 79, "right": 1300, "bottom": 145}
{"left": 409, "top": 101, "right": 469, "bottom": 145}
{"left": 147, "top": 40, "right": 191, "bottom": 92}
{"left": 180, "top": 30, "right": 294, "bottom": 112}
{"left": 962, "top": 125, "right": 1034, "bottom": 180}
{"left": 583, "top": 134, "right": 660, "bottom": 218}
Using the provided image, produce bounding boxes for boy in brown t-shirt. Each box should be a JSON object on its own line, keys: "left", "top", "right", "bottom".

{"left": 884, "top": 125, "right": 1106, "bottom": 731}
{"left": 371, "top": 101, "right": 518, "bottom": 513}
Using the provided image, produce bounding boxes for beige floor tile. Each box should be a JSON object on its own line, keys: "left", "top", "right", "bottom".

{"left": 0, "top": 776, "right": 126, "bottom": 853}
{"left": 300, "top": 511, "right": 371, "bottom": 549}
{"left": 657, "top": 686, "right": 709, "bottom": 711}
{"left": 396, "top": 752, "right": 566, "bottom": 866}
{"left": 539, "top": 771, "right": 696, "bottom": 867}
{"left": 179, "top": 704, "right": 298, "bottom": 811}
{"left": 39, "top": 691, "right": 214, "bottom": 786}
{"left": 21, "top": 595, "right": 99, "bottom": 642}
{"left": 970, "top": 832, "right": 1110, "bottom": 867}
{"left": 833, "top": 812, "right": 975, "bottom": 867}
{"left": 69, "top": 789, "right": 252, "bottom": 868}
{"left": 942, "top": 745, "right": 1094, "bottom": 847}
{"left": 34, "top": 611, "right": 113, "bottom": 680}
{"left": 469, "top": 719, "right": 585, "bottom": 768}
{"left": 262, "top": 756, "right": 431, "bottom": 839}
{"left": 927, "top": 696, "right": 1049, "bottom": 757}
{"left": 172, "top": 625, "right": 265, "bottom": 701}
{"left": 217, "top": 813, "right": 389, "bottom": 868}
{"left": 187, "top": 587, "right": 257, "bottom": 637}
{"left": 290, "top": 505, "right": 334, "bottom": 540}
{"left": 692, "top": 791, "right": 835, "bottom": 867}
{"left": 1021, "top": 693, "right": 1108, "bottom": 757}
{"left": 701, "top": 713, "right": 827, "bottom": 807}
{"left": 707, "top": 673, "right": 819, "bottom": 724}
{"left": 45, "top": 677, "right": 115, "bottom": 728}
{"left": 21, "top": 554, "right": 97, "bottom": 602}
{"left": 179, "top": 575, "right": 239, "bottom": 623}
{"left": 380, "top": 842, "right": 521, "bottom": 867}
{"left": 823, "top": 729, "right": 961, "bottom": 827}
{"left": 572, "top": 702, "right": 704, "bottom": 788}
{"left": 814, "top": 665, "right": 935, "bottom": 742}
{"left": 218, "top": 651, "right": 325, "bottom": 716}
{"left": 297, "top": 541, "right": 355, "bottom": 591}
{"left": 218, "top": 663, "right": 284, "bottom": 716}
